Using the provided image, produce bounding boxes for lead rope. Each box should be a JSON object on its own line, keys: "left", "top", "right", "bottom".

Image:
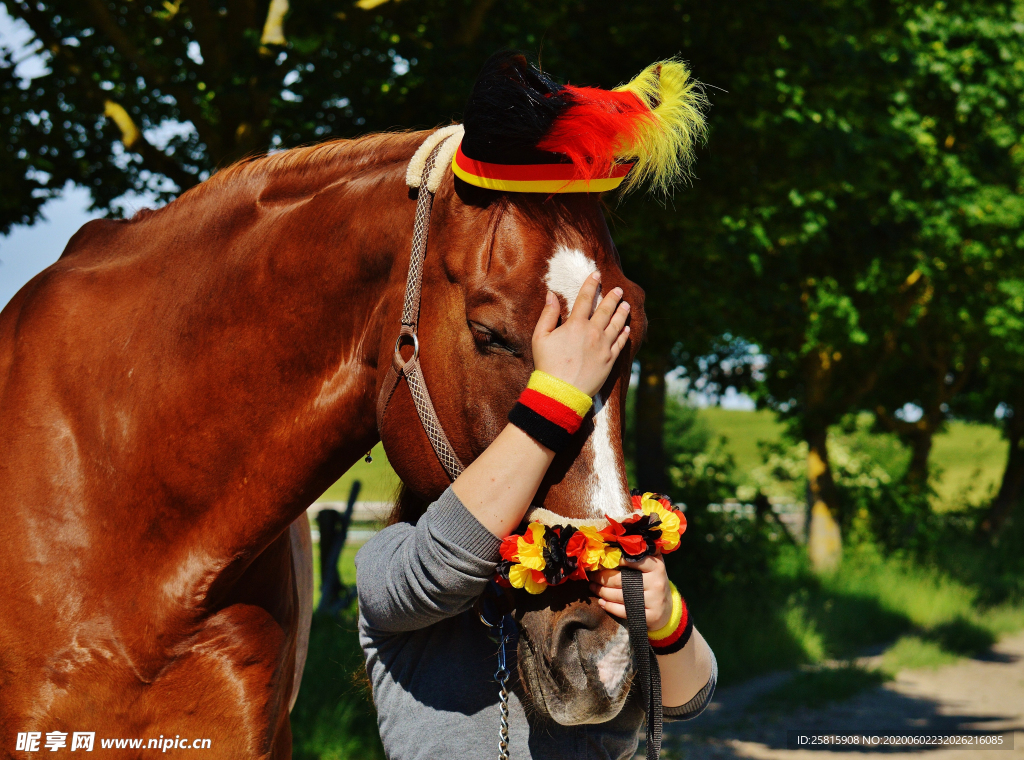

{"left": 621, "top": 566, "right": 663, "bottom": 760}
{"left": 495, "top": 614, "right": 514, "bottom": 760}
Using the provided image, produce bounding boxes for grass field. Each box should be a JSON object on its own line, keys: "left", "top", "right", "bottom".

{"left": 317, "top": 443, "right": 401, "bottom": 502}
{"left": 695, "top": 408, "right": 1007, "bottom": 510}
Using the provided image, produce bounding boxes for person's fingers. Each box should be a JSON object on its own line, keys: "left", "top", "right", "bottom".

{"left": 590, "top": 287, "right": 623, "bottom": 331}
{"left": 604, "top": 300, "right": 630, "bottom": 340}
{"left": 589, "top": 568, "right": 622, "bottom": 588}
{"left": 611, "top": 325, "right": 631, "bottom": 358}
{"left": 569, "top": 271, "right": 601, "bottom": 322}
{"left": 589, "top": 583, "right": 624, "bottom": 605}
{"left": 597, "top": 598, "right": 627, "bottom": 619}
{"left": 621, "top": 555, "right": 662, "bottom": 573}
{"left": 533, "top": 290, "right": 561, "bottom": 339}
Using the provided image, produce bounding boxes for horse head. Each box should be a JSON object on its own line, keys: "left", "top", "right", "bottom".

{"left": 379, "top": 173, "right": 646, "bottom": 723}
{"left": 377, "top": 51, "right": 705, "bottom": 726}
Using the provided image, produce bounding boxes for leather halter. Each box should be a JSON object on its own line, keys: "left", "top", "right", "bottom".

{"left": 376, "top": 141, "right": 466, "bottom": 481}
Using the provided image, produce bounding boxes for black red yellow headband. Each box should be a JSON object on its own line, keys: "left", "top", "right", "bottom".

{"left": 452, "top": 144, "right": 633, "bottom": 194}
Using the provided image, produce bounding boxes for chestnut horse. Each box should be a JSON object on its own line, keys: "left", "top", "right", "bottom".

{"left": 0, "top": 129, "right": 646, "bottom": 757}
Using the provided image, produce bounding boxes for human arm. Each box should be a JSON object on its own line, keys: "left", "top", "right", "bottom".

{"left": 355, "top": 489, "right": 502, "bottom": 633}
{"left": 451, "top": 271, "right": 631, "bottom": 538}
{"left": 589, "top": 555, "right": 717, "bottom": 715}
{"left": 358, "top": 272, "right": 631, "bottom": 632}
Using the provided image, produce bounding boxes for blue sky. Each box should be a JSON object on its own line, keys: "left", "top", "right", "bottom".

{"left": 0, "top": 9, "right": 99, "bottom": 307}
{"left": 0, "top": 8, "right": 174, "bottom": 308}
{"left": 0, "top": 186, "right": 104, "bottom": 307}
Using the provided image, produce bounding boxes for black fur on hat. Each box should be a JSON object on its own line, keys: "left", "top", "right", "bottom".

{"left": 460, "top": 51, "right": 571, "bottom": 166}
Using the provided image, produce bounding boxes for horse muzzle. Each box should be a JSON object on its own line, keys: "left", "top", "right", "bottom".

{"left": 515, "top": 584, "right": 634, "bottom": 725}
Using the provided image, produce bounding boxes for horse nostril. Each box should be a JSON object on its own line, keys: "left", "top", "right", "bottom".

{"left": 550, "top": 602, "right": 609, "bottom": 656}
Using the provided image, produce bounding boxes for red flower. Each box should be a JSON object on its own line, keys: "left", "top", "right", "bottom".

{"left": 600, "top": 516, "right": 650, "bottom": 558}
{"left": 565, "top": 530, "right": 587, "bottom": 560}
{"left": 499, "top": 534, "right": 521, "bottom": 562}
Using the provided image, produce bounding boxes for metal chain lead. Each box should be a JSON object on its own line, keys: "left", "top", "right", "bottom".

{"left": 495, "top": 615, "right": 513, "bottom": 760}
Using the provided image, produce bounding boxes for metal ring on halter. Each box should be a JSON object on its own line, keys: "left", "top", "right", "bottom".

{"left": 394, "top": 332, "right": 419, "bottom": 367}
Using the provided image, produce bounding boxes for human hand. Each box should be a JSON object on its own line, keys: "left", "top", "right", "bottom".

{"left": 532, "top": 271, "right": 631, "bottom": 398}
{"left": 589, "top": 554, "right": 673, "bottom": 631}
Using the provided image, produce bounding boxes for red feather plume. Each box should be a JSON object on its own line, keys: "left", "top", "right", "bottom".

{"left": 536, "top": 85, "right": 654, "bottom": 182}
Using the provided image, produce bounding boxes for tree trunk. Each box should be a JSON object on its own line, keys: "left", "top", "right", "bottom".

{"left": 635, "top": 353, "right": 670, "bottom": 494}
{"left": 982, "top": 413, "right": 1024, "bottom": 534}
{"left": 806, "top": 427, "right": 843, "bottom": 572}
{"left": 903, "top": 428, "right": 934, "bottom": 494}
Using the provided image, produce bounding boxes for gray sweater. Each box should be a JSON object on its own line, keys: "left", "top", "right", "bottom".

{"left": 356, "top": 488, "right": 716, "bottom": 760}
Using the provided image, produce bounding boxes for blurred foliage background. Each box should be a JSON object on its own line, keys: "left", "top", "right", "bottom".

{"left": 4, "top": 0, "right": 1024, "bottom": 755}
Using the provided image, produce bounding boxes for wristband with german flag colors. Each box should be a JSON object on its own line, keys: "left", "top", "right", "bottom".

{"left": 648, "top": 582, "right": 692, "bottom": 656}
{"left": 508, "top": 371, "right": 594, "bottom": 452}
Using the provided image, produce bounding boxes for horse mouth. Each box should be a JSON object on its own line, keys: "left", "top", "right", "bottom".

{"left": 516, "top": 608, "right": 634, "bottom": 726}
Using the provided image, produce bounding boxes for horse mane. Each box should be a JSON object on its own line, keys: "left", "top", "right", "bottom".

{"left": 126, "top": 129, "right": 434, "bottom": 223}
{"left": 386, "top": 483, "right": 432, "bottom": 527}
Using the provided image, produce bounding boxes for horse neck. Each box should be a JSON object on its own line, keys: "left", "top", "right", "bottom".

{"left": 119, "top": 138, "right": 420, "bottom": 573}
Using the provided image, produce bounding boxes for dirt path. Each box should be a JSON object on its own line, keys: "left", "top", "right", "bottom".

{"left": 663, "top": 631, "right": 1024, "bottom": 760}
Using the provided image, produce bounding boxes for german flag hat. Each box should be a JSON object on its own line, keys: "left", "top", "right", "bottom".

{"left": 454, "top": 52, "right": 707, "bottom": 195}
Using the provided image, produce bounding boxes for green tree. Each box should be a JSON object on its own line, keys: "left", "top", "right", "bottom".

{"left": 953, "top": 279, "right": 1024, "bottom": 533}
{"left": 703, "top": 0, "right": 1024, "bottom": 568}
{"left": 0, "top": 0, "right": 524, "bottom": 229}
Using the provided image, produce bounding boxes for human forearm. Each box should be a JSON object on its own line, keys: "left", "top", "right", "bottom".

{"left": 659, "top": 627, "right": 714, "bottom": 709}
{"left": 450, "top": 423, "right": 555, "bottom": 538}
{"left": 355, "top": 490, "right": 502, "bottom": 632}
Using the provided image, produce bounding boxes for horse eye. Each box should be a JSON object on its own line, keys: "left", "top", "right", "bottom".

{"left": 469, "top": 322, "right": 515, "bottom": 355}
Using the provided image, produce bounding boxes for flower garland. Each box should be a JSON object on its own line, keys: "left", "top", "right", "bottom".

{"left": 496, "top": 491, "right": 687, "bottom": 594}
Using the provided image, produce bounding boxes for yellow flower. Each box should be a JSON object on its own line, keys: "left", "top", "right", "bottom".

{"left": 577, "top": 526, "right": 610, "bottom": 571}
{"left": 523, "top": 570, "right": 548, "bottom": 594}
{"left": 516, "top": 523, "right": 547, "bottom": 571}
{"left": 509, "top": 563, "right": 549, "bottom": 594}
{"left": 639, "top": 494, "right": 683, "bottom": 552}
{"left": 601, "top": 546, "right": 622, "bottom": 568}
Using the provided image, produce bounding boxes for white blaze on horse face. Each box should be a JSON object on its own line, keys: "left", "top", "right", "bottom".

{"left": 544, "top": 246, "right": 601, "bottom": 314}
{"left": 596, "top": 625, "right": 631, "bottom": 697}
{"left": 590, "top": 395, "right": 629, "bottom": 519}
{"left": 544, "top": 246, "right": 630, "bottom": 520}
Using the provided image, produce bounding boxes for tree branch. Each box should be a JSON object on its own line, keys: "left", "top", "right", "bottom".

{"left": 79, "top": 0, "right": 210, "bottom": 138}
{"left": 456, "top": 0, "right": 497, "bottom": 45}
{"left": 4, "top": 2, "right": 200, "bottom": 195}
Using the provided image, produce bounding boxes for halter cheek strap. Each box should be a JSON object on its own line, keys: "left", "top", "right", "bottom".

{"left": 376, "top": 127, "right": 467, "bottom": 481}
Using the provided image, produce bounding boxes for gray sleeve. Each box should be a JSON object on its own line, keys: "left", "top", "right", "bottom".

{"left": 355, "top": 487, "right": 502, "bottom": 634}
{"left": 663, "top": 647, "right": 717, "bottom": 722}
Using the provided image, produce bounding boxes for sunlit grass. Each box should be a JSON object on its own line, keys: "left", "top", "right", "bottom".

{"left": 695, "top": 543, "right": 1024, "bottom": 687}
{"left": 696, "top": 408, "right": 1007, "bottom": 510}
{"left": 317, "top": 442, "right": 401, "bottom": 502}
{"left": 881, "top": 636, "right": 960, "bottom": 673}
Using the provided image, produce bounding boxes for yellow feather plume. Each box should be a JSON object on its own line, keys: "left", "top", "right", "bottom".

{"left": 613, "top": 60, "right": 708, "bottom": 194}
